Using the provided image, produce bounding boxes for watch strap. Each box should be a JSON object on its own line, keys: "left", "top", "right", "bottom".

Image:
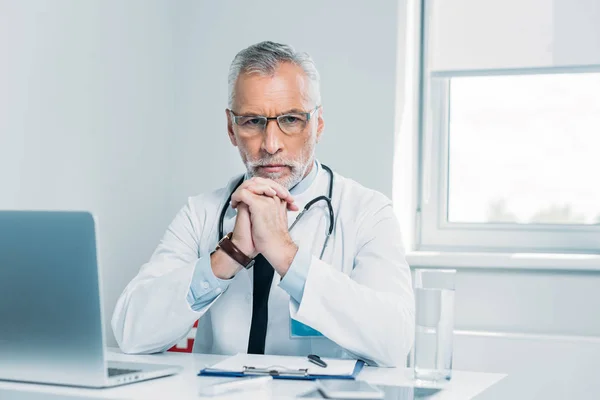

{"left": 216, "top": 232, "right": 255, "bottom": 269}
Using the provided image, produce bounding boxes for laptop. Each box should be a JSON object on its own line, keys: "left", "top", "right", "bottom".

{"left": 0, "top": 211, "right": 182, "bottom": 388}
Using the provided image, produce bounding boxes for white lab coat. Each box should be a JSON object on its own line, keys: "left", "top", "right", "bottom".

{"left": 112, "top": 163, "right": 415, "bottom": 367}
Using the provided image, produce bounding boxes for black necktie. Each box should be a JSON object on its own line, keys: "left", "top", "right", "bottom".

{"left": 247, "top": 254, "right": 275, "bottom": 354}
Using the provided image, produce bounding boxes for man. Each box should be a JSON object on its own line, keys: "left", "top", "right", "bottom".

{"left": 112, "top": 41, "right": 414, "bottom": 367}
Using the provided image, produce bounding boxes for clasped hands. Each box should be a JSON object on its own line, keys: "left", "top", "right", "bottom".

{"left": 212, "top": 177, "right": 299, "bottom": 279}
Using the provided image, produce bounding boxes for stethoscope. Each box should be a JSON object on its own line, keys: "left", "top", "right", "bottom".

{"left": 218, "top": 164, "right": 335, "bottom": 260}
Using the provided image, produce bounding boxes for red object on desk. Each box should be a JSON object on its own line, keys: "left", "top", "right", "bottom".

{"left": 168, "top": 320, "right": 198, "bottom": 353}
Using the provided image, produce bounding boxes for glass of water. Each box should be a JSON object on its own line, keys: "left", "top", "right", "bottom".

{"left": 413, "top": 269, "right": 456, "bottom": 382}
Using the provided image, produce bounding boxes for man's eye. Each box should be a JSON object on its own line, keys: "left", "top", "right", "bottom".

{"left": 241, "top": 118, "right": 262, "bottom": 126}
{"left": 281, "top": 116, "right": 300, "bottom": 124}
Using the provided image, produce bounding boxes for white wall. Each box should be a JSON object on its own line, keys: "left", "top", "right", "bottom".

{"left": 441, "top": 267, "right": 600, "bottom": 399}
{"left": 453, "top": 330, "right": 600, "bottom": 399}
{"left": 0, "top": 1, "right": 177, "bottom": 346}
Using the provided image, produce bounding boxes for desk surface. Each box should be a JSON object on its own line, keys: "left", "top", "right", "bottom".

{"left": 0, "top": 349, "right": 506, "bottom": 400}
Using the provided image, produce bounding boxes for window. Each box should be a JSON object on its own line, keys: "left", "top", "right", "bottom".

{"left": 418, "top": 69, "right": 600, "bottom": 253}
{"left": 448, "top": 73, "right": 600, "bottom": 226}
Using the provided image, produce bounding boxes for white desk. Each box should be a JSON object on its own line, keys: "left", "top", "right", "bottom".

{"left": 0, "top": 349, "right": 506, "bottom": 400}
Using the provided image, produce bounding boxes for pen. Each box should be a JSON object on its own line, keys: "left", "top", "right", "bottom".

{"left": 198, "top": 376, "right": 272, "bottom": 396}
{"left": 308, "top": 354, "right": 328, "bottom": 368}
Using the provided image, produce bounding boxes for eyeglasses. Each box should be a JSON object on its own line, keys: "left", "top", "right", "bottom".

{"left": 229, "top": 106, "right": 320, "bottom": 136}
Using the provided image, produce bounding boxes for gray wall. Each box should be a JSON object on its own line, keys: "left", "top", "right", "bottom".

{"left": 0, "top": 0, "right": 176, "bottom": 347}
{"left": 169, "top": 0, "right": 400, "bottom": 211}
{"left": 428, "top": 0, "right": 600, "bottom": 70}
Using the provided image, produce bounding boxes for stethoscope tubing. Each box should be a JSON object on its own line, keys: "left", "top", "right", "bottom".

{"left": 219, "top": 164, "right": 335, "bottom": 260}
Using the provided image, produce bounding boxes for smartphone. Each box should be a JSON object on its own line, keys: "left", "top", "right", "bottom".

{"left": 316, "top": 380, "right": 384, "bottom": 399}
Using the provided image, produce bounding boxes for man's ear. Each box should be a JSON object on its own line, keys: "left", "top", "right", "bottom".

{"left": 316, "top": 106, "right": 325, "bottom": 143}
{"left": 226, "top": 109, "right": 238, "bottom": 147}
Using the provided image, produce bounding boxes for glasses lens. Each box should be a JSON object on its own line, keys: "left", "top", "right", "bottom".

{"left": 235, "top": 116, "right": 266, "bottom": 133}
{"left": 277, "top": 114, "right": 308, "bottom": 134}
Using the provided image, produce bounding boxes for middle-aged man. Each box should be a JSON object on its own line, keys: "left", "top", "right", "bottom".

{"left": 112, "top": 41, "right": 415, "bottom": 367}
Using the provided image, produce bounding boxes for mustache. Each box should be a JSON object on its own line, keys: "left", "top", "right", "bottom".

{"left": 247, "top": 158, "right": 301, "bottom": 168}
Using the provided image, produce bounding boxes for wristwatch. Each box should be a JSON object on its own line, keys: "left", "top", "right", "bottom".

{"left": 213, "top": 232, "right": 255, "bottom": 269}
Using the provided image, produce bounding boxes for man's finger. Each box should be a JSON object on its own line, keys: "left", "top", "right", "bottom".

{"left": 231, "top": 188, "right": 256, "bottom": 209}
{"left": 245, "top": 183, "right": 299, "bottom": 211}
{"left": 246, "top": 177, "right": 294, "bottom": 204}
{"left": 231, "top": 188, "right": 274, "bottom": 209}
{"left": 246, "top": 183, "right": 278, "bottom": 198}
{"left": 287, "top": 201, "right": 300, "bottom": 212}
{"left": 238, "top": 178, "right": 298, "bottom": 210}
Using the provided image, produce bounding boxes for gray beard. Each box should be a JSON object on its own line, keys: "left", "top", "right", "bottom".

{"left": 247, "top": 162, "right": 309, "bottom": 190}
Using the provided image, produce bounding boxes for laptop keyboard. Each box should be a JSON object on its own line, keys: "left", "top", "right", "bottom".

{"left": 108, "top": 367, "right": 141, "bottom": 377}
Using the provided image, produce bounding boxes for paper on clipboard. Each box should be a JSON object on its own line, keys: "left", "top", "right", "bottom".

{"left": 207, "top": 353, "right": 358, "bottom": 377}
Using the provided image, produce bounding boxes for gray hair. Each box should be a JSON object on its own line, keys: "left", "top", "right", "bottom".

{"left": 227, "top": 41, "right": 321, "bottom": 108}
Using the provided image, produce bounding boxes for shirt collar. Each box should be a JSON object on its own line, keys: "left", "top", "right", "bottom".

{"left": 290, "top": 160, "right": 319, "bottom": 196}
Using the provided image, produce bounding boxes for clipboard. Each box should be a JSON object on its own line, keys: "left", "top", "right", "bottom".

{"left": 198, "top": 353, "right": 365, "bottom": 381}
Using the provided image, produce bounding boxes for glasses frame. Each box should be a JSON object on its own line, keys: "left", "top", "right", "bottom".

{"left": 228, "top": 105, "right": 321, "bottom": 135}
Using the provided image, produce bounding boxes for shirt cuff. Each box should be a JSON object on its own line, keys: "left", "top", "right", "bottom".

{"left": 186, "top": 256, "right": 231, "bottom": 311}
{"left": 278, "top": 245, "right": 311, "bottom": 303}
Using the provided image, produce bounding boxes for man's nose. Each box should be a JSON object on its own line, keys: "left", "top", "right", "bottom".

{"left": 262, "top": 119, "right": 284, "bottom": 155}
